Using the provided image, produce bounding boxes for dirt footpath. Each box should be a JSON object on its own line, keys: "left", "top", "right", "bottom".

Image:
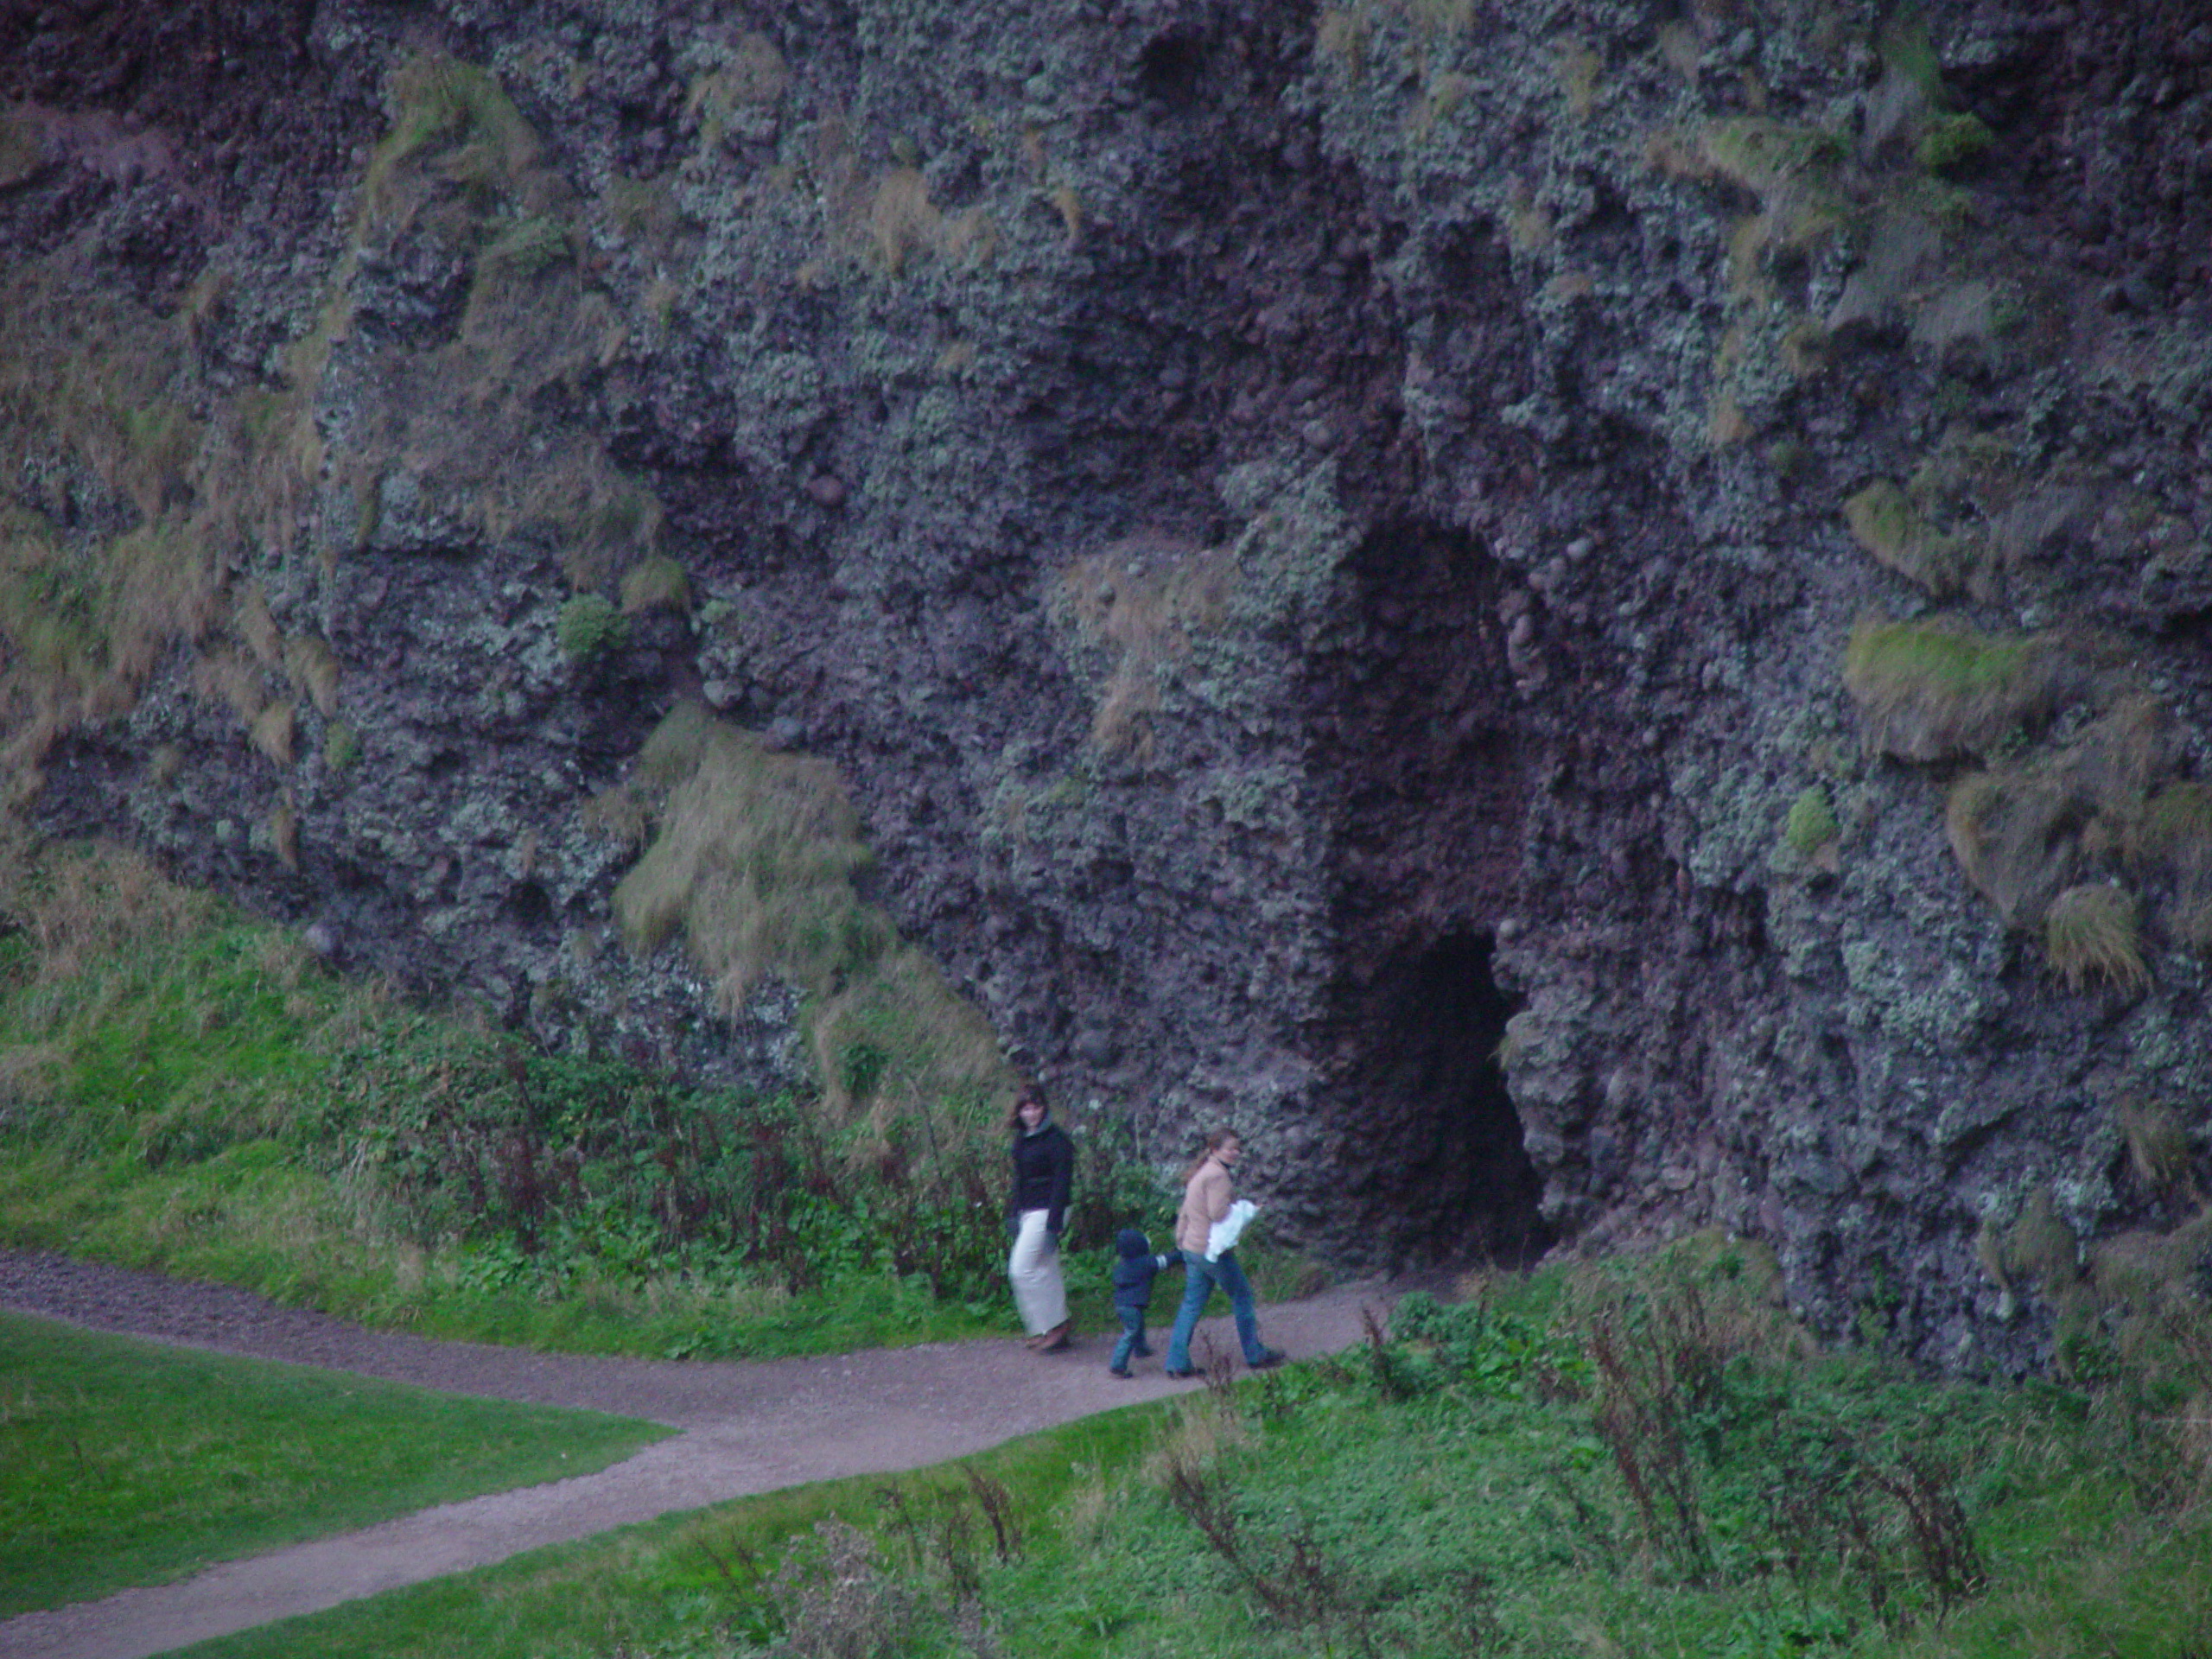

{"left": 0, "top": 1250, "right": 1395, "bottom": 1659}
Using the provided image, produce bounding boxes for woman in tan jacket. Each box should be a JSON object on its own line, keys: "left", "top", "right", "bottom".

{"left": 1162, "top": 1129, "right": 1282, "bottom": 1376}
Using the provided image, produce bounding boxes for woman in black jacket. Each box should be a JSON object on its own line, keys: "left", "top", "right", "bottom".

{"left": 1006, "top": 1085, "right": 1074, "bottom": 1351}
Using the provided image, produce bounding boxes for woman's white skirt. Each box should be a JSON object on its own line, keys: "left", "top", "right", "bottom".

{"left": 1007, "top": 1209, "right": 1068, "bottom": 1334}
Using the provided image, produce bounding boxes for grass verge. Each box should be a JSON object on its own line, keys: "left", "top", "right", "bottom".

{"left": 0, "top": 1312, "right": 670, "bottom": 1618}
{"left": 155, "top": 1241, "right": 2212, "bottom": 1659}
{"left": 0, "top": 842, "right": 1256, "bottom": 1362}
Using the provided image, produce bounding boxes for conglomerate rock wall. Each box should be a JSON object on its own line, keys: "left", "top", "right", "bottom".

{"left": 3, "top": 0, "right": 2209, "bottom": 1370}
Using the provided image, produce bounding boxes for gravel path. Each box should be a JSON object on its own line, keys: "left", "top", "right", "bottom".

{"left": 0, "top": 1249, "right": 1395, "bottom": 1659}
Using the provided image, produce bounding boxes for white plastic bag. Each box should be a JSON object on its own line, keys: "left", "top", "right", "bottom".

{"left": 1205, "top": 1198, "right": 1257, "bottom": 1262}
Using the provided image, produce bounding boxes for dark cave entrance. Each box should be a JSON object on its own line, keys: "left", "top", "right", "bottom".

{"left": 1302, "top": 512, "right": 1546, "bottom": 1267}
{"left": 1366, "top": 929, "right": 1550, "bottom": 1268}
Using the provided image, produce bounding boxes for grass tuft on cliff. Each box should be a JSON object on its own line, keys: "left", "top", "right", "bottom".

{"left": 2042, "top": 883, "right": 2149, "bottom": 995}
{"left": 1783, "top": 785, "right": 1841, "bottom": 861}
{"left": 1943, "top": 770, "right": 2084, "bottom": 929}
{"left": 2126, "top": 781, "right": 2212, "bottom": 948}
{"left": 1844, "top": 616, "right": 2068, "bottom": 763}
{"left": 1052, "top": 538, "right": 1236, "bottom": 759}
{"left": 608, "top": 702, "right": 1014, "bottom": 1139}
{"left": 1845, "top": 480, "right": 1979, "bottom": 597}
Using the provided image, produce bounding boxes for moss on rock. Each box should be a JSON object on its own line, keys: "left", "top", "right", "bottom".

{"left": 1843, "top": 616, "right": 2068, "bottom": 763}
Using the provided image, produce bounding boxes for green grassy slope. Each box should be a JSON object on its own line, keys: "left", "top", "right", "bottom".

{"left": 169, "top": 1249, "right": 2212, "bottom": 1659}
{"left": 0, "top": 1312, "right": 670, "bottom": 1617}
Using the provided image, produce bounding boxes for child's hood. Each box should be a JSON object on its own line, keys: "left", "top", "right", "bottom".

{"left": 1115, "top": 1227, "right": 1151, "bottom": 1259}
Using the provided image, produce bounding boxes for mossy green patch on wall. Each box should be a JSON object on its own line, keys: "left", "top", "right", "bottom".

{"left": 1691, "top": 118, "right": 1848, "bottom": 207}
{"left": 1844, "top": 479, "right": 1979, "bottom": 597}
{"left": 1843, "top": 615, "right": 2068, "bottom": 763}
{"left": 1782, "top": 786, "right": 1840, "bottom": 861}
{"left": 1917, "top": 112, "right": 1993, "bottom": 174}
{"left": 365, "top": 51, "right": 550, "bottom": 231}
{"left": 619, "top": 555, "right": 690, "bottom": 617}
{"left": 321, "top": 722, "right": 360, "bottom": 772}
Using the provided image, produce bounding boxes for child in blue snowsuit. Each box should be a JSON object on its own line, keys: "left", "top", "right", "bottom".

{"left": 1109, "top": 1227, "right": 1182, "bottom": 1377}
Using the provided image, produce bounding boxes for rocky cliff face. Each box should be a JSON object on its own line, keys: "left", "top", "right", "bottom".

{"left": 3, "top": 0, "right": 2209, "bottom": 1370}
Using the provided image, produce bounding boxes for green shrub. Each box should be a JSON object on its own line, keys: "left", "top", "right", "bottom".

{"left": 1386, "top": 1288, "right": 1588, "bottom": 1399}
{"left": 2044, "top": 882, "right": 2149, "bottom": 995}
{"left": 555, "top": 594, "right": 627, "bottom": 663}
{"left": 321, "top": 721, "right": 360, "bottom": 771}
{"left": 1783, "top": 785, "right": 1840, "bottom": 858}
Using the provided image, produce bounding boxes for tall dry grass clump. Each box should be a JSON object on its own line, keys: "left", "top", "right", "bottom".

{"left": 1943, "top": 769, "right": 2084, "bottom": 928}
{"left": 0, "top": 274, "right": 236, "bottom": 798}
{"left": 365, "top": 51, "right": 548, "bottom": 226}
{"left": 1843, "top": 615, "right": 2067, "bottom": 762}
{"left": 613, "top": 702, "right": 874, "bottom": 995}
{"left": 3, "top": 841, "right": 215, "bottom": 984}
{"left": 2128, "top": 781, "right": 2212, "bottom": 948}
{"left": 2044, "top": 883, "right": 2149, "bottom": 995}
{"left": 1053, "top": 537, "right": 1237, "bottom": 759}
{"left": 609, "top": 704, "right": 1012, "bottom": 1135}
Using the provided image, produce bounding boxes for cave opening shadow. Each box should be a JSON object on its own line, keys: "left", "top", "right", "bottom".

{"left": 1374, "top": 929, "right": 1552, "bottom": 1269}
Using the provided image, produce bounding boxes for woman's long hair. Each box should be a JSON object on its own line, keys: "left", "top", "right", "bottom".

{"left": 1181, "top": 1128, "right": 1236, "bottom": 1185}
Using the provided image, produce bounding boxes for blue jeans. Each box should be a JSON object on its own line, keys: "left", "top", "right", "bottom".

{"left": 1164, "top": 1248, "right": 1265, "bottom": 1370}
{"left": 1109, "top": 1305, "right": 1153, "bottom": 1371}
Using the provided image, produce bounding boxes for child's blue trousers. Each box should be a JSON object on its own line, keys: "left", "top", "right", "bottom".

{"left": 1109, "top": 1305, "right": 1151, "bottom": 1370}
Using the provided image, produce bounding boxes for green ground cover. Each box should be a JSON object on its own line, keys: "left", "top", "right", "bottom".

{"left": 0, "top": 1312, "right": 670, "bottom": 1618}
{"left": 167, "top": 1244, "right": 2212, "bottom": 1659}
{"left": 0, "top": 842, "right": 1274, "bottom": 1362}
